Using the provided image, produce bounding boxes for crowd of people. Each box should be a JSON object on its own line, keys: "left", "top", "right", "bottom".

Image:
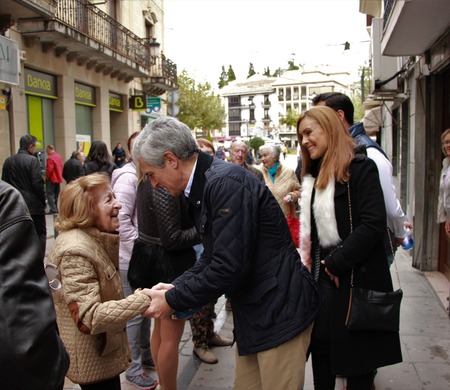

{"left": 5, "top": 92, "right": 440, "bottom": 390}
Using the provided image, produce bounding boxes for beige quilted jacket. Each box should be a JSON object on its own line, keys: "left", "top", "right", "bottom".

{"left": 259, "top": 163, "right": 301, "bottom": 217}
{"left": 48, "top": 227, "right": 151, "bottom": 384}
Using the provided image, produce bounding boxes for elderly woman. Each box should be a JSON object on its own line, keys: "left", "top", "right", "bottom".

{"left": 47, "top": 173, "right": 156, "bottom": 390}
{"left": 259, "top": 144, "right": 301, "bottom": 246}
{"left": 438, "top": 128, "right": 450, "bottom": 237}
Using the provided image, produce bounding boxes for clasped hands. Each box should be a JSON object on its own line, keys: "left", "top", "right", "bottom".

{"left": 141, "top": 282, "right": 175, "bottom": 319}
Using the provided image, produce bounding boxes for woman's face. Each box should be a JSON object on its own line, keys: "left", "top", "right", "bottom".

{"left": 260, "top": 149, "right": 276, "bottom": 168}
{"left": 199, "top": 145, "right": 214, "bottom": 156}
{"left": 443, "top": 133, "right": 450, "bottom": 156}
{"left": 93, "top": 184, "right": 122, "bottom": 233}
{"left": 298, "top": 116, "right": 328, "bottom": 160}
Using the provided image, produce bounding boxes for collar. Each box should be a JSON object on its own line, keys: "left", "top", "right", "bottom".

{"left": 187, "top": 151, "right": 214, "bottom": 208}
{"left": 184, "top": 158, "right": 197, "bottom": 198}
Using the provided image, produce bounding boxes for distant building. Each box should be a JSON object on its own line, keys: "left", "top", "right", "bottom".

{"left": 220, "top": 67, "right": 353, "bottom": 147}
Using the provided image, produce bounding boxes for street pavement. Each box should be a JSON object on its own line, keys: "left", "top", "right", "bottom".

{"left": 44, "top": 153, "right": 450, "bottom": 390}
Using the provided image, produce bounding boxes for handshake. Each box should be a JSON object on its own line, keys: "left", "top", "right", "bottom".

{"left": 140, "top": 282, "right": 174, "bottom": 319}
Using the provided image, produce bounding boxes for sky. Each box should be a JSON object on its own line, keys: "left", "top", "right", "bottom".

{"left": 163, "top": 0, "right": 371, "bottom": 86}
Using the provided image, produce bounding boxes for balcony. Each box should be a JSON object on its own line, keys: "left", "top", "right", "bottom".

{"left": 262, "top": 116, "right": 271, "bottom": 123}
{"left": 262, "top": 100, "right": 271, "bottom": 108}
{"left": 381, "top": 0, "right": 450, "bottom": 56}
{"left": 141, "top": 53, "right": 178, "bottom": 96}
{"left": 1, "top": 0, "right": 178, "bottom": 89}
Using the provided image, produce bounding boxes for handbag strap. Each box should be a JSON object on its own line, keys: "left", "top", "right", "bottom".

{"left": 347, "top": 179, "right": 402, "bottom": 289}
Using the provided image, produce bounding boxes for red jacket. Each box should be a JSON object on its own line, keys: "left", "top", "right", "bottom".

{"left": 46, "top": 151, "right": 63, "bottom": 183}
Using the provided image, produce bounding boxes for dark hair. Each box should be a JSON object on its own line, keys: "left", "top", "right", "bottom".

{"left": 19, "top": 135, "right": 37, "bottom": 149}
{"left": 86, "top": 140, "right": 111, "bottom": 165}
{"left": 127, "top": 132, "right": 140, "bottom": 154}
{"left": 311, "top": 92, "right": 354, "bottom": 126}
{"left": 71, "top": 151, "right": 79, "bottom": 159}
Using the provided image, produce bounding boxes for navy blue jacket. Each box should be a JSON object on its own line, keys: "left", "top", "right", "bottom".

{"left": 166, "top": 151, "right": 320, "bottom": 355}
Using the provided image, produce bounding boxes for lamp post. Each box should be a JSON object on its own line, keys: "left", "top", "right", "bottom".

{"left": 148, "top": 37, "right": 160, "bottom": 65}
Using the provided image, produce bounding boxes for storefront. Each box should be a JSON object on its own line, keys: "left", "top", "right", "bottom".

{"left": 75, "top": 82, "right": 95, "bottom": 156}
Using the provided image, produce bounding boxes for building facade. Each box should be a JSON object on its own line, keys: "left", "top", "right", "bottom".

{"left": 0, "top": 0, "right": 177, "bottom": 171}
{"left": 220, "top": 68, "right": 353, "bottom": 148}
{"left": 360, "top": 0, "right": 450, "bottom": 282}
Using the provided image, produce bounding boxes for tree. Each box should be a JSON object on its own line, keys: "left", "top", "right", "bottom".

{"left": 263, "top": 66, "right": 271, "bottom": 77}
{"left": 287, "top": 60, "right": 299, "bottom": 71}
{"left": 351, "top": 66, "right": 372, "bottom": 122}
{"left": 248, "top": 136, "right": 265, "bottom": 155}
{"left": 227, "top": 65, "right": 236, "bottom": 83}
{"left": 279, "top": 109, "right": 300, "bottom": 130}
{"left": 177, "top": 70, "right": 226, "bottom": 136}
{"left": 218, "top": 65, "right": 228, "bottom": 89}
{"left": 247, "top": 63, "right": 256, "bottom": 79}
{"left": 272, "top": 67, "right": 283, "bottom": 77}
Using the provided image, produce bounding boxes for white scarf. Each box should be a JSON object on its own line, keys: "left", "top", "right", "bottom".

{"left": 299, "top": 174, "right": 342, "bottom": 270}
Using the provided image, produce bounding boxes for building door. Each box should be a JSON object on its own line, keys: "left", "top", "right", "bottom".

{"left": 438, "top": 66, "right": 450, "bottom": 280}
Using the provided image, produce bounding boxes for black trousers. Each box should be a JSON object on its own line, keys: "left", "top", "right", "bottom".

{"left": 31, "top": 214, "right": 46, "bottom": 259}
{"left": 310, "top": 284, "right": 374, "bottom": 390}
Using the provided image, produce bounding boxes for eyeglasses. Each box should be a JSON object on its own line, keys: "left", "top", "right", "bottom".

{"left": 44, "top": 263, "right": 62, "bottom": 291}
{"left": 443, "top": 141, "right": 450, "bottom": 146}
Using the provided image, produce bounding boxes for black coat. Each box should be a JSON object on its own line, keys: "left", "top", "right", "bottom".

{"left": 166, "top": 151, "right": 321, "bottom": 356}
{"left": 311, "top": 154, "right": 402, "bottom": 375}
{"left": 1, "top": 149, "right": 45, "bottom": 215}
{"left": 0, "top": 180, "right": 69, "bottom": 389}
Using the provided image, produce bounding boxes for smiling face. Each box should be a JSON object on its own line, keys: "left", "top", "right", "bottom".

{"left": 298, "top": 116, "right": 328, "bottom": 160}
{"left": 443, "top": 132, "right": 450, "bottom": 157}
{"left": 93, "top": 184, "right": 122, "bottom": 233}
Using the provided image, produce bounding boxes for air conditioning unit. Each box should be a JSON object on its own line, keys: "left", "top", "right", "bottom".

{"left": 371, "top": 18, "right": 398, "bottom": 93}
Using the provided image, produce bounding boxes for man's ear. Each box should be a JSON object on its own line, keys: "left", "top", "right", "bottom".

{"left": 164, "top": 151, "right": 178, "bottom": 168}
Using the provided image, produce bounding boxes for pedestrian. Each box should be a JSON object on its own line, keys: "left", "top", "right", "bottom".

{"left": 45, "top": 144, "right": 63, "bottom": 214}
{"left": 2, "top": 134, "right": 47, "bottom": 258}
{"left": 133, "top": 116, "right": 320, "bottom": 390}
{"left": 437, "top": 128, "right": 450, "bottom": 236}
{"left": 229, "top": 140, "right": 264, "bottom": 181}
{"left": 0, "top": 179, "right": 69, "bottom": 390}
{"left": 297, "top": 106, "right": 402, "bottom": 390}
{"left": 111, "top": 132, "right": 157, "bottom": 389}
{"left": 84, "top": 140, "right": 117, "bottom": 176}
{"left": 63, "top": 151, "right": 84, "bottom": 183}
{"left": 112, "top": 142, "right": 127, "bottom": 168}
{"left": 47, "top": 173, "right": 155, "bottom": 390}
{"left": 127, "top": 177, "right": 201, "bottom": 390}
{"left": 259, "top": 143, "right": 301, "bottom": 247}
{"left": 312, "top": 92, "right": 410, "bottom": 265}
{"left": 191, "top": 139, "right": 233, "bottom": 365}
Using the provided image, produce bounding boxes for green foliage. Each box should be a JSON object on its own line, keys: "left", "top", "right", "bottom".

{"left": 249, "top": 136, "right": 265, "bottom": 153}
{"left": 287, "top": 60, "right": 299, "bottom": 71}
{"left": 272, "top": 67, "right": 282, "bottom": 77}
{"left": 352, "top": 66, "right": 372, "bottom": 122}
{"left": 247, "top": 63, "right": 256, "bottom": 78}
{"left": 263, "top": 66, "right": 271, "bottom": 77}
{"left": 280, "top": 109, "right": 300, "bottom": 129}
{"left": 177, "top": 70, "right": 226, "bottom": 133}
{"left": 218, "top": 65, "right": 228, "bottom": 89}
{"left": 227, "top": 65, "right": 236, "bottom": 83}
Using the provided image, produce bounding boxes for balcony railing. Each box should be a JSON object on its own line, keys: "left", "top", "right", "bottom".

{"left": 149, "top": 53, "right": 178, "bottom": 84}
{"left": 383, "top": 0, "right": 395, "bottom": 29}
{"left": 55, "top": 0, "right": 152, "bottom": 68}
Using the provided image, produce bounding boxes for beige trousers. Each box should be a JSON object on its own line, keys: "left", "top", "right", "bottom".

{"left": 233, "top": 324, "right": 313, "bottom": 390}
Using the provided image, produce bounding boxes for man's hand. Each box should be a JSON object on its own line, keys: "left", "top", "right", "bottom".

{"left": 142, "top": 287, "right": 175, "bottom": 318}
{"left": 321, "top": 260, "right": 340, "bottom": 288}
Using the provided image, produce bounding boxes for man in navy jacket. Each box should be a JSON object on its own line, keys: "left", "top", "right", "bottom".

{"left": 134, "top": 117, "right": 320, "bottom": 389}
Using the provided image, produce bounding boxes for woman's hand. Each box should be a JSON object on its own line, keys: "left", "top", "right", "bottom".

{"left": 283, "top": 194, "right": 293, "bottom": 204}
{"left": 445, "top": 220, "right": 450, "bottom": 237}
{"left": 321, "top": 260, "right": 340, "bottom": 288}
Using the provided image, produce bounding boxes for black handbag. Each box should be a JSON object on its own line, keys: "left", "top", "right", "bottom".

{"left": 344, "top": 180, "right": 402, "bottom": 332}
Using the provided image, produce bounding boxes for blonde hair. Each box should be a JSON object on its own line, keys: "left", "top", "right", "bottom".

{"left": 56, "top": 173, "right": 111, "bottom": 232}
{"left": 197, "top": 138, "right": 215, "bottom": 154}
{"left": 441, "top": 128, "right": 450, "bottom": 155}
{"left": 297, "top": 106, "right": 356, "bottom": 189}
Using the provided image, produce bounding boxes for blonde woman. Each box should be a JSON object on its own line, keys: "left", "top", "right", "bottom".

{"left": 48, "top": 173, "right": 155, "bottom": 390}
{"left": 297, "top": 106, "right": 401, "bottom": 390}
{"left": 437, "top": 128, "right": 450, "bottom": 236}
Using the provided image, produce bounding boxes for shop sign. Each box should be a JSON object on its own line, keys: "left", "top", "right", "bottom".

{"left": 24, "top": 68, "right": 57, "bottom": 98}
{"left": 0, "top": 35, "right": 19, "bottom": 85}
{"left": 129, "top": 95, "right": 146, "bottom": 110}
{"left": 109, "top": 92, "right": 124, "bottom": 112}
{"left": 75, "top": 82, "right": 96, "bottom": 106}
{"left": 147, "top": 97, "right": 161, "bottom": 113}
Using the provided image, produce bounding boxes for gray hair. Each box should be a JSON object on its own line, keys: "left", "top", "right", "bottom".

{"left": 259, "top": 144, "right": 281, "bottom": 161}
{"left": 132, "top": 117, "right": 198, "bottom": 167}
{"left": 231, "top": 140, "right": 248, "bottom": 152}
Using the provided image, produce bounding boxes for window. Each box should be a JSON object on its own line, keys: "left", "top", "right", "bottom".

{"left": 286, "top": 87, "right": 291, "bottom": 101}
{"left": 293, "top": 87, "right": 299, "bottom": 100}
{"left": 229, "top": 96, "right": 240, "bottom": 107}
{"left": 229, "top": 123, "right": 240, "bottom": 136}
